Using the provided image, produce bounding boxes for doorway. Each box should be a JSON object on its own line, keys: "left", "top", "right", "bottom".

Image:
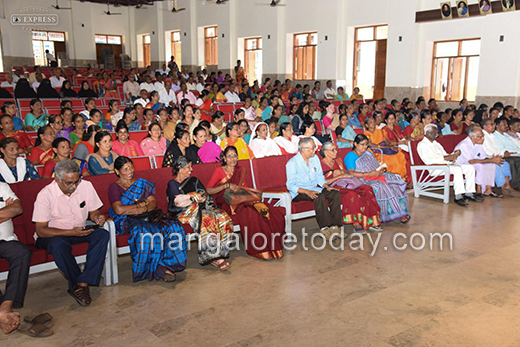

{"left": 244, "top": 37, "right": 262, "bottom": 84}
{"left": 95, "top": 35, "right": 123, "bottom": 68}
{"left": 353, "top": 25, "right": 387, "bottom": 100}
{"left": 31, "top": 30, "right": 66, "bottom": 66}
{"left": 143, "top": 34, "right": 151, "bottom": 67}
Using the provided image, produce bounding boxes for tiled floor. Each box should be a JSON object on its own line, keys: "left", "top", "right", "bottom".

{"left": 2, "top": 195, "right": 520, "bottom": 346}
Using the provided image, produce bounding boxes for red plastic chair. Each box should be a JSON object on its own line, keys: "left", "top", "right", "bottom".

{"left": 130, "top": 156, "right": 152, "bottom": 171}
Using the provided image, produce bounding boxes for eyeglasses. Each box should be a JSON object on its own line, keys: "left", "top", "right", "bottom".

{"left": 226, "top": 154, "right": 238, "bottom": 159}
{"left": 61, "top": 178, "right": 82, "bottom": 187}
{"left": 302, "top": 146, "right": 316, "bottom": 151}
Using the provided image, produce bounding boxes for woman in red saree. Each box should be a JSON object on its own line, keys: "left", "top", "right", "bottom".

{"left": 207, "top": 146, "right": 285, "bottom": 260}
{"left": 0, "top": 115, "right": 33, "bottom": 154}
{"left": 320, "top": 142, "right": 382, "bottom": 232}
{"left": 383, "top": 112, "right": 412, "bottom": 184}
{"left": 102, "top": 72, "right": 119, "bottom": 99}
{"left": 28, "top": 125, "right": 54, "bottom": 165}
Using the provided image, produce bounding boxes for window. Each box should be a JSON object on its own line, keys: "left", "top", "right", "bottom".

{"left": 95, "top": 35, "right": 123, "bottom": 68}
{"left": 293, "top": 32, "right": 317, "bottom": 80}
{"left": 31, "top": 30, "right": 66, "bottom": 66}
{"left": 431, "top": 39, "right": 480, "bottom": 102}
{"left": 143, "top": 34, "right": 151, "bottom": 67}
{"left": 353, "top": 25, "right": 388, "bottom": 100}
{"left": 171, "top": 31, "right": 182, "bottom": 69}
{"left": 95, "top": 34, "right": 122, "bottom": 45}
{"left": 245, "top": 37, "right": 262, "bottom": 84}
{"left": 205, "top": 26, "right": 218, "bottom": 66}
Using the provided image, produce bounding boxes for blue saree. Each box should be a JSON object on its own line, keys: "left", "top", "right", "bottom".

{"left": 109, "top": 178, "right": 187, "bottom": 281}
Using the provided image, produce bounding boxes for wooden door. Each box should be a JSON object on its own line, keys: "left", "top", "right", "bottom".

{"left": 433, "top": 59, "right": 444, "bottom": 100}
{"left": 143, "top": 36, "right": 151, "bottom": 67}
{"left": 373, "top": 39, "right": 387, "bottom": 100}
{"left": 450, "top": 58, "right": 464, "bottom": 101}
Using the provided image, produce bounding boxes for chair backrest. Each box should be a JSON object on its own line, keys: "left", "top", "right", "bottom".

{"left": 35, "top": 165, "right": 45, "bottom": 177}
{"left": 354, "top": 128, "right": 364, "bottom": 135}
{"left": 153, "top": 155, "right": 164, "bottom": 168}
{"left": 130, "top": 156, "right": 153, "bottom": 171}
{"left": 314, "top": 120, "right": 324, "bottom": 135}
{"left": 216, "top": 103, "right": 234, "bottom": 116}
{"left": 330, "top": 130, "right": 338, "bottom": 143}
{"left": 251, "top": 154, "right": 293, "bottom": 191}
{"left": 437, "top": 134, "right": 466, "bottom": 154}
{"left": 41, "top": 99, "right": 61, "bottom": 108}
{"left": 129, "top": 131, "right": 149, "bottom": 144}
{"left": 408, "top": 140, "right": 423, "bottom": 165}
{"left": 337, "top": 148, "right": 351, "bottom": 161}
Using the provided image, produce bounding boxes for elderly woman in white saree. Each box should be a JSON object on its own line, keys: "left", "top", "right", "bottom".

{"left": 249, "top": 122, "right": 282, "bottom": 158}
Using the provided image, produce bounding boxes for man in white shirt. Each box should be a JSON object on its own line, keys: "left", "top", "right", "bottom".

{"left": 0, "top": 182, "right": 31, "bottom": 334}
{"left": 493, "top": 117, "right": 520, "bottom": 155}
{"left": 133, "top": 89, "right": 150, "bottom": 107}
{"left": 159, "top": 80, "right": 177, "bottom": 109}
{"left": 195, "top": 76, "right": 205, "bottom": 93}
{"left": 156, "top": 64, "right": 170, "bottom": 76}
{"left": 186, "top": 76, "right": 196, "bottom": 91}
{"left": 123, "top": 73, "right": 140, "bottom": 101}
{"left": 139, "top": 76, "right": 155, "bottom": 93}
{"left": 1, "top": 74, "right": 16, "bottom": 88}
{"left": 49, "top": 68, "right": 66, "bottom": 89}
{"left": 28, "top": 66, "right": 45, "bottom": 85}
{"left": 171, "top": 76, "right": 181, "bottom": 93}
{"left": 32, "top": 73, "right": 43, "bottom": 92}
{"left": 323, "top": 80, "right": 336, "bottom": 99}
{"left": 181, "top": 68, "right": 189, "bottom": 80}
{"left": 153, "top": 74, "right": 165, "bottom": 92}
{"left": 417, "top": 124, "right": 480, "bottom": 206}
{"left": 224, "top": 84, "right": 241, "bottom": 103}
{"left": 45, "top": 50, "right": 56, "bottom": 67}
{"left": 12, "top": 68, "right": 23, "bottom": 83}
{"left": 507, "top": 118, "right": 520, "bottom": 148}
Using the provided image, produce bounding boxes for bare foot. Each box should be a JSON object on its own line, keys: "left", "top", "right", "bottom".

{"left": 0, "top": 311, "right": 20, "bottom": 334}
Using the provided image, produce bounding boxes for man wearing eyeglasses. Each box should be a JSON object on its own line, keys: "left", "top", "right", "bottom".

{"left": 33, "top": 160, "right": 109, "bottom": 307}
{"left": 286, "top": 137, "right": 343, "bottom": 239}
{"left": 455, "top": 124, "right": 516, "bottom": 198}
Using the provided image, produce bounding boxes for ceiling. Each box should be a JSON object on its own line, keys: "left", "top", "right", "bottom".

{"left": 74, "top": 0, "right": 167, "bottom": 6}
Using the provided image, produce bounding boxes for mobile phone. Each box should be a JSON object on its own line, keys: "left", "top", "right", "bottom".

{"left": 84, "top": 224, "right": 97, "bottom": 231}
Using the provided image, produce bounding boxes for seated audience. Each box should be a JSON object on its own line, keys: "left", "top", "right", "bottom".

{"left": 14, "top": 78, "right": 37, "bottom": 100}
{"left": 273, "top": 122, "right": 299, "bottom": 154}
{"left": 207, "top": 146, "right": 285, "bottom": 259}
{"left": 507, "top": 118, "right": 520, "bottom": 147}
{"left": 163, "top": 129, "right": 200, "bottom": 167}
{"left": 334, "top": 86, "right": 349, "bottom": 101}
{"left": 286, "top": 137, "right": 343, "bottom": 239}
{"left": 133, "top": 89, "right": 150, "bottom": 107}
{"left": 73, "top": 125, "right": 100, "bottom": 161}
{"left": 60, "top": 107, "right": 74, "bottom": 133}
{"left": 345, "top": 134, "right": 410, "bottom": 223}
{"left": 449, "top": 109, "right": 466, "bottom": 135}
{"left": 292, "top": 102, "right": 313, "bottom": 135}
{"left": 24, "top": 99, "right": 49, "bottom": 131}
{"left": 210, "top": 111, "right": 227, "bottom": 140}
{"left": 109, "top": 156, "right": 187, "bottom": 282}
{"left": 320, "top": 142, "right": 382, "bottom": 232}
{"left": 112, "top": 122, "right": 144, "bottom": 157}
{"left": 167, "top": 156, "right": 232, "bottom": 271}
{"left": 322, "top": 101, "right": 340, "bottom": 132}
{"left": 120, "top": 106, "right": 141, "bottom": 132}
{"left": 42, "top": 138, "right": 89, "bottom": 178}
{"left": 106, "top": 99, "right": 123, "bottom": 127}
{"left": 28, "top": 125, "right": 54, "bottom": 165}
{"left": 177, "top": 83, "right": 197, "bottom": 105}
{"left": 0, "top": 181, "right": 29, "bottom": 334}
{"left": 140, "top": 123, "right": 168, "bottom": 156}
{"left": 86, "top": 131, "right": 119, "bottom": 175}
{"left": 336, "top": 114, "right": 356, "bottom": 148}
{"left": 403, "top": 111, "right": 424, "bottom": 141}
{"left": 0, "top": 138, "right": 40, "bottom": 183}
{"left": 194, "top": 90, "right": 213, "bottom": 122}
{"left": 33, "top": 160, "right": 110, "bottom": 306}
{"left": 0, "top": 115, "right": 33, "bottom": 154}
{"left": 350, "top": 87, "right": 363, "bottom": 100}
{"left": 144, "top": 91, "right": 165, "bottom": 113}
{"left": 224, "top": 84, "right": 241, "bottom": 103}
{"left": 69, "top": 114, "right": 86, "bottom": 147}
{"left": 249, "top": 122, "right": 282, "bottom": 158}
{"left": 298, "top": 121, "right": 323, "bottom": 150}
{"left": 49, "top": 114, "right": 66, "bottom": 139}
{"left": 418, "top": 124, "right": 480, "bottom": 206}
{"left": 220, "top": 122, "right": 254, "bottom": 160}
{"left": 193, "top": 126, "right": 222, "bottom": 163}
{"left": 157, "top": 108, "right": 176, "bottom": 142}
{"left": 79, "top": 97, "right": 97, "bottom": 122}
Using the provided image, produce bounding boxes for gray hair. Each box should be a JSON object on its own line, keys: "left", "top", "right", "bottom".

{"left": 55, "top": 159, "right": 80, "bottom": 180}
{"left": 298, "top": 137, "right": 314, "bottom": 152}
{"left": 172, "top": 156, "right": 190, "bottom": 176}
{"left": 319, "top": 141, "right": 335, "bottom": 158}
{"left": 467, "top": 123, "right": 482, "bottom": 137}
{"left": 424, "top": 124, "right": 438, "bottom": 134}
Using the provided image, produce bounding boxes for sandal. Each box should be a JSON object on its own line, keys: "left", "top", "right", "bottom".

{"left": 18, "top": 322, "right": 53, "bottom": 338}
{"left": 401, "top": 215, "right": 411, "bottom": 224}
{"left": 24, "top": 313, "right": 53, "bottom": 328}
{"left": 211, "top": 259, "right": 231, "bottom": 271}
{"left": 353, "top": 226, "right": 366, "bottom": 234}
{"left": 484, "top": 192, "right": 503, "bottom": 198}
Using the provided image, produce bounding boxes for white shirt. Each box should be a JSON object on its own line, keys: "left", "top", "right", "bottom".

{"left": 133, "top": 98, "right": 149, "bottom": 107}
{"left": 483, "top": 130, "right": 505, "bottom": 157}
{"left": 242, "top": 106, "right": 257, "bottom": 121}
{"left": 153, "top": 81, "right": 165, "bottom": 92}
{"left": 224, "top": 91, "right": 241, "bottom": 103}
{"left": 196, "top": 83, "right": 205, "bottom": 93}
{"left": 417, "top": 137, "right": 449, "bottom": 165}
{"left": 159, "top": 89, "right": 177, "bottom": 105}
{"left": 324, "top": 87, "right": 336, "bottom": 99}
{"left": 123, "top": 80, "right": 140, "bottom": 97}
{"left": 171, "top": 83, "right": 181, "bottom": 93}
{"left": 50, "top": 76, "right": 66, "bottom": 89}
{"left": 156, "top": 68, "right": 170, "bottom": 75}
{"left": 182, "top": 73, "right": 189, "bottom": 80}
{"left": 139, "top": 82, "right": 155, "bottom": 93}
{"left": 250, "top": 138, "right": 283, "bottom": 158}
{"left": 186, "top": 82, "right": 196, "bottom": 91}
{"left": 1, "top": 81, "right": 16, "bottom": 88}
{"left": 32, "top": 81, "right": 41, "bottom": 92}
{"left": 46, "top": 52, "right": 56, "bottom": 62}
{"left": 0, "top": 182, "right": 18, "bottom": 241}
{"left": 110, "top": 111, "right": 124, "bottom": 127}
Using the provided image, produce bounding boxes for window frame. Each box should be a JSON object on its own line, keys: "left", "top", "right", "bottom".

{"left": 32, "top": 30, "right": 66, "bottom": 42}
{"left": 171, "top": 30, "right": 182, "bottom": 68}
{"left": 94, "top": 34, "right": 122, "bottom": 45}
{"left": 293, "top": 31, "right": 317, "bottom": 80}
{"left": 430, "top": 38, "right": 480, "bottom": 102}
{"left": 204, "top": 26, "right": 218, "bottom": 66}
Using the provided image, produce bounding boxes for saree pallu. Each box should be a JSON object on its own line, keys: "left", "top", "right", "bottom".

{"left": 169, "top": 177, "right": 232, "bottom": 265}
{"left": 102, "top": 79, "right": 119, "bottom": 98}
{"left": 210, "top": 166, "right": 284, "bottom": 260}
{"left": 0, "top": 131, "right": 33, "bottom": 151}
{"left": 355, "top": 152, "right": 410, "bottom": 223}
{"left": 109, "top": 178, "right": 187, "bottom": 282}
{"left": 366, "top": 129, "right": 409, "bottom": 182}
{"left": 321, "top": 159, "right": 381, "bottom": 229}
{"left": 28, "top": 147, "right": 53, "bottom": 165}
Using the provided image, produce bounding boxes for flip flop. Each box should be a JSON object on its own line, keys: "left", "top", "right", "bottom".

{"left": 161, "top": 272, "right": 176, "bottom": 282}
{"left": 24, "top": 313, "right": 53, "bottom": 328}
{"left": 211, "top": 259, "right": 231, "bottom": 271}
{"left": 18, "top": 322, "right": 53, "bottom": 338}
{"left": 353, "top": 226, "right": 366, "bottom": 234}
{"left": 401, "top": 215, "right": 411, "bottom": 224}
{"left": 484, "top": 192, "right": 503, "bottom": 198}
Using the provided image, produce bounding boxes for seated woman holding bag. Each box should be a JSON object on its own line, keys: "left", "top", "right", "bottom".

{"left": 109, "top": 156, "right": 187, "bottom": 282}
{"left": 167, "top": 156, "right": 233, "bottom": 271}
{"left": 320, "top": 142, "right": 382, "bottom": 233}
{"left": 207, "top": 146, "right": 285, "bottom": 260}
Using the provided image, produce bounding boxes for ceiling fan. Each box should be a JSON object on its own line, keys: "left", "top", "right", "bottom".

{"left": 104, "top": 3, "right": 122, "bottom": 15}
{"left": 52, "top": 0, "right": 72, "bottom": 10}
{"left": 171, "top": 0, "right": 186, "bottom": 12}
{"left": 255, "top": 0, "right": 285, "bottom": 7}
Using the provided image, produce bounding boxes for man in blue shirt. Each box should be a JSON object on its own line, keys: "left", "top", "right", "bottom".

{"left": 286, "top": 137, "right": 343, "bottom": 238}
